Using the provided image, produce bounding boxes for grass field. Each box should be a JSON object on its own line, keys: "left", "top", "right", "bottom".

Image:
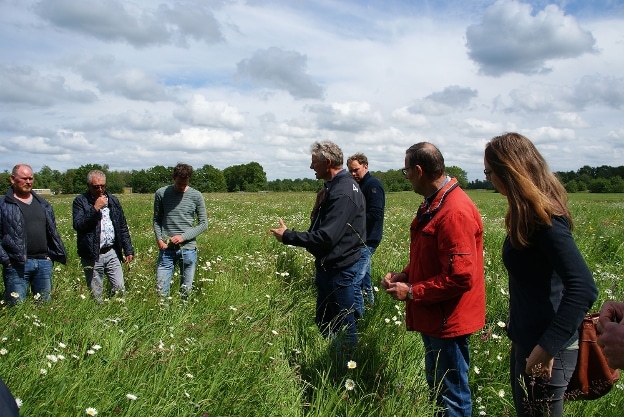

{"left": 0, "top": 191, "right": 623, "bottom": 416}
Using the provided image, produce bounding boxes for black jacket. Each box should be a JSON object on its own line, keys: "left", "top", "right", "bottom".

{"left": 283, "top": 169, "right": 366, "bottom": 270}
{"left": 0, "top": 188, "right": 67, "bottom": 265}
{"left": 73, "top": 192, "right": 134, "bottom": 261}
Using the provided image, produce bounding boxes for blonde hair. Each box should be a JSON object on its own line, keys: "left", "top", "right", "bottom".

{"left": 485, "top": 132, "right": 570, "bottom": 249}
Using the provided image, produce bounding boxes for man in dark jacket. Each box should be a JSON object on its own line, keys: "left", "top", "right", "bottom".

{"left": 0, "top": 164, "right": 66, "bottom": 305}
{"left": 73, "top": 170, "right": 134, "bottom": 301}
{"left": 347, "top": 152, "right": 385, "bottom": 316}
{"left": 270, "top": 141, "right": 366, "bottom": 359}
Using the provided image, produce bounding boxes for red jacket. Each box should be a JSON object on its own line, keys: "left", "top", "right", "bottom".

{"left": 403, "top": 178, "right": 485, "bottom": 338}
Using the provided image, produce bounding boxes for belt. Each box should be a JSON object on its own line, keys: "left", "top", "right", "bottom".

{"left": 99, "top": 246, "right": 113, "bottom": 254}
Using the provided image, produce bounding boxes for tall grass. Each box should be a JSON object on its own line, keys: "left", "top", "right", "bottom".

{"left": 0, "top": 191, "right": 623, "bottom": 416}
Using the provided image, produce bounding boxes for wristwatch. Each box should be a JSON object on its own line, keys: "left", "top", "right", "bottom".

{"left": 407, "top": 284, "right": 413, "bottom": 300}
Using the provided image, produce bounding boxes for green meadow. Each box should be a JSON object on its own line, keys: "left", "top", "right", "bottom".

{"left": 1, "top": 191, "right": 623, "bottom": 416}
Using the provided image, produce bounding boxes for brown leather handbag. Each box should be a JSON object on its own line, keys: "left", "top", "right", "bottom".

{"left": 565, "top": 313, "right": 620, "bottom": 400}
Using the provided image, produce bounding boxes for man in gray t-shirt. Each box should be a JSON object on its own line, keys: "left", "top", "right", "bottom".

{"left": 153, "top": 163, "right": 208, "bottom": 298}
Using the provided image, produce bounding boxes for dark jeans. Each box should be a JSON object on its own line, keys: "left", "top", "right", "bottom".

{"left": 422, "top": 333, "right": 472, "bottom": 417}
{"left": 510, "top": 343, "right": 577, "bottom": 417}
{"left": 314, "top": 260, "right": 359, "bottom": 353}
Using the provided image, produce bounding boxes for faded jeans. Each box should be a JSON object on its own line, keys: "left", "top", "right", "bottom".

{"left": 156, "top": 247, "right": 197, "bottom": 297}
{"left": 3, "top": 258, "right": 53, "bottom": 304}
{"left": 81, "top": 249, "right": 125, "bottom": 301}
{"left": 353, "top": 246, "right": 375, "bottom": 317}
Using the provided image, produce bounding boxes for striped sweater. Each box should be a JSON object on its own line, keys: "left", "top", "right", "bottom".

{"left": 153, "top": 185, "right": 208, "bottom": 249}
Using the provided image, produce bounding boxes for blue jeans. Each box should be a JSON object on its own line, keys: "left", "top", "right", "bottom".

{"left": 353, "top": 246, "right": 375, "bottom": 317}
{"left": 156, "top": 248, "right": 197, "bottom": 297}
{"left": 314, "top": 260, "right": 359, "bottom": 353}
{"left": 3, "top": 258, "right": 54, "bottom": 304}
{"left": 422, "top": 334, "right": 472, "bottom": 417}
{"left": 510, "top": 343, "right": 577, "bottom": 417}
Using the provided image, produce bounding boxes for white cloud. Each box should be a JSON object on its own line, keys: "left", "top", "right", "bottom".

{"left": 236, "top": 47, "right": 324, "bottom": 99}
{"left": 309, "top": 101, "right": 383, "bottom": 132}
{"left": 175, "top": 95, "right": 246, "bottom": 130}
{"left": 466, "top": 0, "right": 597, "bottom": 76}
{"left": 0, "top": 0, "right": 622, "bottom": 181}
{"left": 34, "top": 0, "right": 223, "bottom": 47}
{"left": 0, "top": 64, "right": 96, "bottom": 106}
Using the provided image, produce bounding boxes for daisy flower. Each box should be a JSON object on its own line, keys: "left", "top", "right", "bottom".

{"left": 346, "top": 360, "right": 357, "bottom": 369}
{"left": 344, "top": 379, "right": 355, "bottom": 391}
{"left": 85, "top": 407, "right": 98, "bottom": 415}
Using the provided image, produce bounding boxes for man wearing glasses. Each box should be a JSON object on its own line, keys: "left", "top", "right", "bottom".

{"left": 0, "top": 164, "right": 67, "bottom": 304}
{"left": 73, "top": 170, "right": 134, "bottom": 302}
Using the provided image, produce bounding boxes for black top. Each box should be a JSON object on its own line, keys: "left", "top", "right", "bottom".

{"left": 504, "top": 215, "right": 598, "bottom": 356}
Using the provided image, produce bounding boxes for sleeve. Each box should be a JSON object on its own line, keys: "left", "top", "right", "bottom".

{"left": 366, "top": 182, "right": 385, "bottom": 224}
{"left": 536, "top": 216, "right": 598, "bottom": 356}
{"left": 72, "top": 194, "right": 100, "bottom": 232}
{"left": 113, "top": 197, "right": 134, "bottom": 256}
{"left": 180, "top": 191, "right": 208, "bottom": 241}
{"left": 152, "top": 189, "right": 164, "bottom": 241}
{"left": 283, "top": 193, "right": 354, "bottom": 255}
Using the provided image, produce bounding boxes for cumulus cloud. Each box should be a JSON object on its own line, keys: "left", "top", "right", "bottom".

{"left": 466, "top": 0, "right": 596, "bottom": 76}
{"left": 426, "top": 85, "right": 478, "bottom": 108}
{"left": 391, "top": 107, "right": 430, "bottom": 128}
{"left": 309, "top": 101, "right": 382, "bottom": 132}
{"left": 68, "top": 55, "right": 170, "bottom": 101}
{"left": 575, "top": 74, "right": 624, "bottom": 109}
{"left": 404, "top": 85, "right": 478, "bottom": 116}
{"left": 236, "top": 47, "right": 324, "bottom": 99}
{"left": 35, "top": 0, "right": 223, "bottom": 47}
{"left": 151, "top": 127, "right": 243, "bottom": 151}
{"left": 501, "top": 74, "right": 624, "bottom": 113}
{"left": 0, "top": 64, "right": 97, "bottom": 106}
{"left": 174, "top": 95, "right": 246, "bottom": 130}
{"left": 4, "top": 132, "right": 92, "bottom": 154}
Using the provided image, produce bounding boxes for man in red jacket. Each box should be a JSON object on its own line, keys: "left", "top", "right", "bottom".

{"left": 382, "top": 142, "right": 485, "bottom": 417}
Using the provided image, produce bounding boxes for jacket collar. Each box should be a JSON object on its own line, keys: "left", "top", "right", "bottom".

{"left": 417, "top": 177, "right": 459, "bottom": 222}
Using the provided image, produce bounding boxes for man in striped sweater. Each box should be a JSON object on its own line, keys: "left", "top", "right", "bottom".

{"left": 153, "top": 163, "right": 208, "bottom": 298}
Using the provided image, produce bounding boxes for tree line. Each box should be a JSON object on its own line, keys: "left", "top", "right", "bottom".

{"left": 1, "top": 163, "right": 622, "bottom": 194}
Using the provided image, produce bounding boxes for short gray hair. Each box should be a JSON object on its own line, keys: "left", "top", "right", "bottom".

{"left": 87, "top": 170, "right": 106, "bottom": 185}
{"left": 310, "top": 141, "right": 343, "bottom": 167}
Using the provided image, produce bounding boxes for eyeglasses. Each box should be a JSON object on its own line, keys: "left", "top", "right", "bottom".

{"left": 401, "top": 167, "right": 410, "bottom": 176}
{"left": 483, "top": 169, "right": 492, "bottom": 177}
{"left": 90, "top": 184, "right": 106, "bottom": 189}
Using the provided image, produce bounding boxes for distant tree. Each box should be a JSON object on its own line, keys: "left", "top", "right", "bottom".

{"left": 588, "top": 178, "right": 610, "bottom": 193}
{"left": 446, "top": 166, "right": 468, "bottom": 188}
{"left": 374, "top": 169, "right": 411, "bottom": 192}
{"left": 0, "top": 171, "right": 10, "bottom": 192}
{"left": 564, "top": 180, "right": 579, "bottom": 193}
{"left": 105, "top": 171, "right": 125, "bottom": 194}
{"left": 129, "top": 169, "right": 151, "bottom": 193}
{"left": 467, "top": 179, "right": 494, "bottom": 190}
{"left": 36, "top": 165, "right": 64, "bottom": 193}
{"left": 147, "top": 165, "right": 173, "bottom": 192}
{"left": 609, "top": 176, "right": 624, "bottom": 193}
{"left": 223, "top": 162, "right": 267, "bottom": 192}
{"left": 194, "top": 164, "right": 227, "bottom": 193}
{"left": 69, "top": 164, "right": 109, "bottom": 194}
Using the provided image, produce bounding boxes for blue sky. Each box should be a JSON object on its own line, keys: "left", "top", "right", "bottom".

{"left": 0, "top": 0, "right": 623, "bottom": 181}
